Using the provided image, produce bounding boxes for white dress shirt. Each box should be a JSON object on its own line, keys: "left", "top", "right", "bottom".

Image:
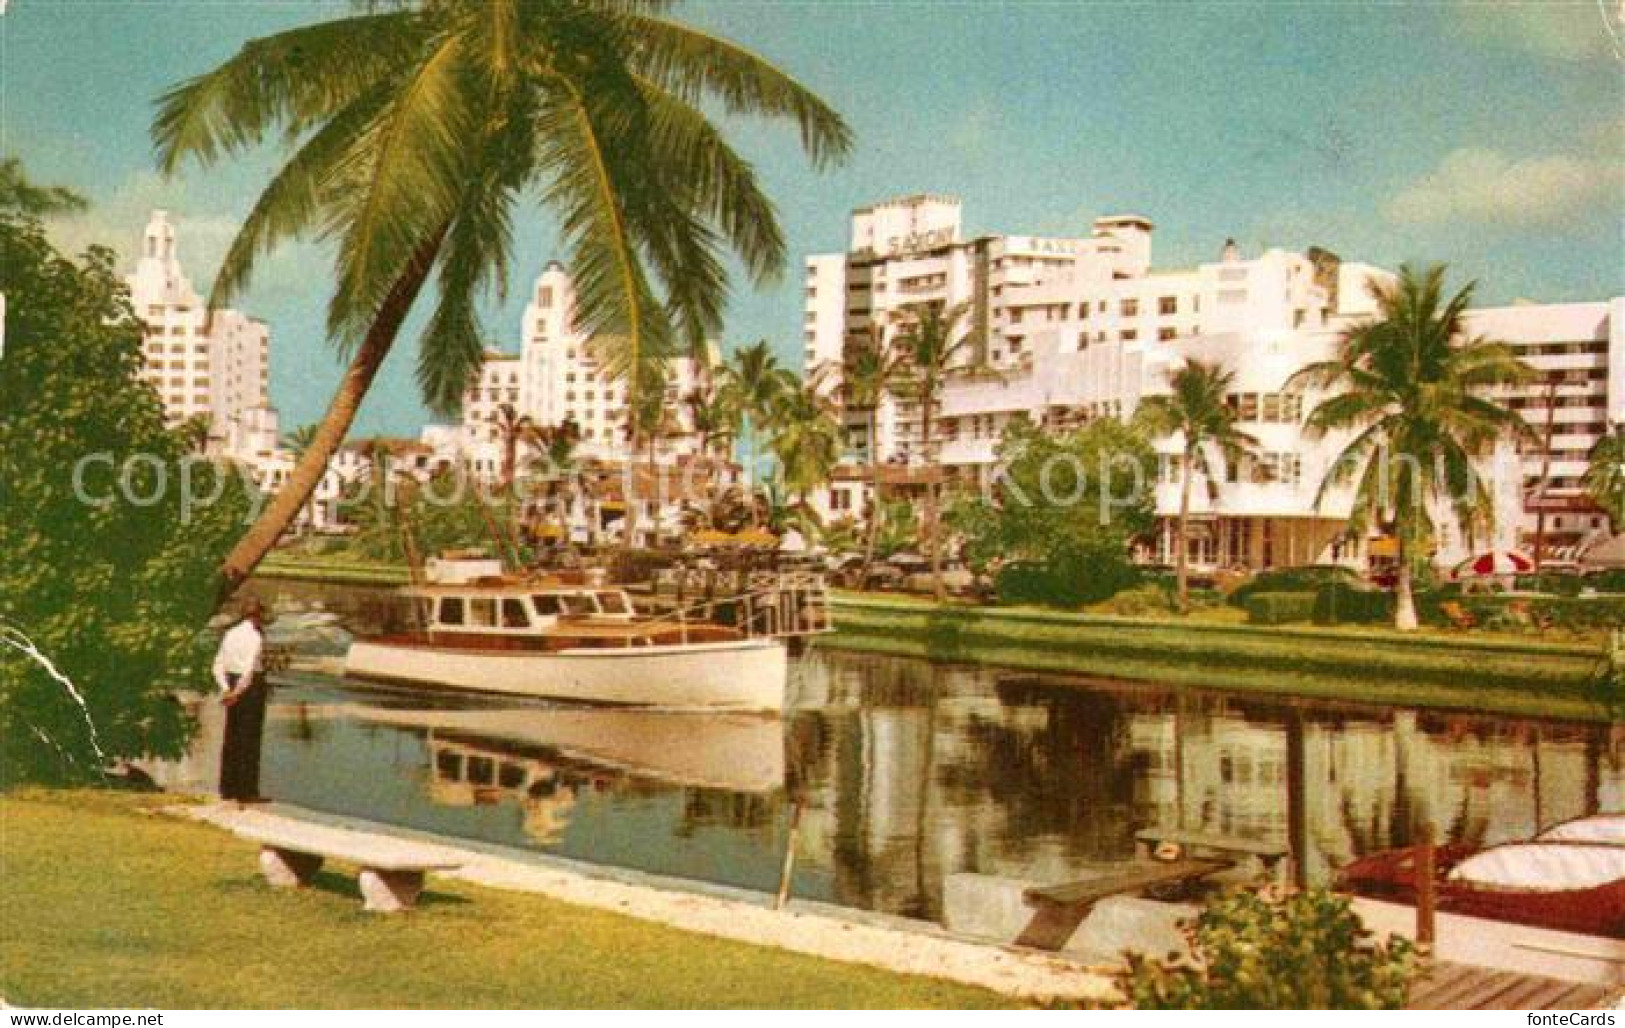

{"left": 212, "top": 620, "right": 264, "bottom": 693}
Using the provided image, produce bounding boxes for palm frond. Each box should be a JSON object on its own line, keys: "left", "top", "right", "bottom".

{"left": 152, "top": 10, "right": 429, "bottom": 172}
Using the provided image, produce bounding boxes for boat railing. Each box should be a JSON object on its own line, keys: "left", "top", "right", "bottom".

{"left": 634, "top": 571, "right": 833, "bottom": 644}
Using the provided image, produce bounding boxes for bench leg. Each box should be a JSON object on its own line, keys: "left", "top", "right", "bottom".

{"left": 359, "top": 868, "right": 424, "bottom": 913}
{"left": 260, "top": 847, "right": 323, "bottom": 888}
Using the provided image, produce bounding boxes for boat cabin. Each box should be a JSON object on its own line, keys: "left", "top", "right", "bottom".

{"left": 395, "top": 580, "right": 744, "bottom": 650}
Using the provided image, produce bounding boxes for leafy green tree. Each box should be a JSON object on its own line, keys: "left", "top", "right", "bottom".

{"left": 0, "top": 209, "right": 252, "bottom": 785}
{"left": 892, "top": 301, "right": 976, "bottom": 602}
{"left": 1134, "top": 359, "right": 1260, "bottom": 613}
{"left": 948, "top": 417, "right": 1155, "bottom": 607}
{"left": 281, "top": 422, "right": 321, "bottom": 532}
{"left": 1121, "top": 889, "right": 1416, "bottom": 1010}
{"left": 490, "top": 402, "right": 534, "bottom": 489}
{"left": 154, "top": 0, "right": 850, "bottom": 598}
{"left": 1584, "top": 423, "right": 1624, "bottom": 531}
{"left": 0, "top": 158, "right": 87, "bottom": 217}
{"left": 1291, "top": 265, "right": 1534, "bottom": 630}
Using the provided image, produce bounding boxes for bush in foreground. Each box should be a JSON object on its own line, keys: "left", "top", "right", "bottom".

{"left": 1121, "top": 888, "right": 1417, "bottom": 1010}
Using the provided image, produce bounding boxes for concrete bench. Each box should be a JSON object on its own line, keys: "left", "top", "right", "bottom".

{"left": 1015, "top": 858, "right": 1230, "bottom": 950}
{"left": 1134, "top": 828, "right": 1289, "bottom": 872}
{"left": 230, "top": 815, "right": 464, "bottom": 912}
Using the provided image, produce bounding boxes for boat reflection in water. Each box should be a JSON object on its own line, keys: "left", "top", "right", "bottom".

{"left": 348, "top": 706, "right": 786, "bottom": 844}
{"left": 262, "top": 650, "right": 1624, "bottom": 926}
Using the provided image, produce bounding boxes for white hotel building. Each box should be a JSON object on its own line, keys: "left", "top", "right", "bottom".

{"left": 450, "top": 261, "right": 710, "bottom": 473}
{"left": 805, "top": 194, "right": 1621, "bottom": 572}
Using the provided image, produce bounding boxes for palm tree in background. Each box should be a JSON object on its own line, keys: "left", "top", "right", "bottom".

{"left": 1291, "top": 264, "right": 1534, "bottom": 630}
{"left": 154, "top": 0, "right": 851, "bottom": 600}
{"left": 282, "top": 422, "right": 321, "bottom": 532}
{"left": 683, "top": 382, "right": 738, "bottom": 460}
{"left": 717, "top": 339, "right": 796, "bottom": 503}
{"left": 176, "top": 413, "right": 214, "bottom": 455}
{"left": 1134, "top": 360, "right": 1260, "bottom": 614}
{"left": 490, "top": 402, "right": 534, "bottom": 489}
{"left": 1583, "top": 423, "right": 1624, "bottom": 533}
{"left": 768, "top": 381, "right": 842, "bottom": 507}
{"left": 522, "top": 417, "right": 583, "bottom": 528}
{"left": 842, "top": 325, "right": 905, "bottom": 588}
{"left": 891, "top": 302, "right": 975, "bottom": 602}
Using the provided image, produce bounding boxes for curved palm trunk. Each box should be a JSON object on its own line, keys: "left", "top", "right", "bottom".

{"left": 1393, "top": 533, "right": 1419, "bottom": 631}
{"left": 857, "top": 406, "right": 880, "bottom": 591}
{"left": 215, "top": 228, "right": 447, "bottom": 604}
{"left": 1176, "top": 447, "right": 1193, "bottom": 614}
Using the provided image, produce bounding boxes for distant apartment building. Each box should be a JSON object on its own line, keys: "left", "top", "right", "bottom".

{"left": 127, "top": 210, "right": 272, "bottom": 440}
{"left": 805, "top": 194, "right": 1621, "bottom": 571}
{"left": 454, "top": 261, "right": 709, "bottom": 470}
{"left": 1469, "top": 299, "right": 1624, "bottom": 559}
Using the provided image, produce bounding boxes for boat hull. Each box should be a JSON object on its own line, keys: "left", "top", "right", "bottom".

{"left": 343, "top": 636, "right": 788, "bottom": 712}
{"left": 1339, "top": 845, "right": 1625, "bottom": 939}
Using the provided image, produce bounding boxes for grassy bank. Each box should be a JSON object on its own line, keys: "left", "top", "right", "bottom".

{"left": 258, "top": 554, "right": 409, "bottom": 587}
{"left": 825, "top": 594, "right": 1614, "bottom": 723}
{"left": 0, "top": 791, "right": 1009, "bottom": 1009}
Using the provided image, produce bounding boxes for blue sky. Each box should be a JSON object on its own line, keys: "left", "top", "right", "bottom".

{"left": 4, "top": 0, "right": 1621, "bottom": 435}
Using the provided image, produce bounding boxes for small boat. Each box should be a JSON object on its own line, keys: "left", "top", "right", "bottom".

{"left": 343, "top": 565, "right": 789, "bottom": 711}
{"left": 1337, "top": 814, "right": 1625, "bottom": 938}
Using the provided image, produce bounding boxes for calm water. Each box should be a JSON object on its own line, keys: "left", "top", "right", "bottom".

{"left": 259, "top": 646, "right": 1625, "bottom": 924}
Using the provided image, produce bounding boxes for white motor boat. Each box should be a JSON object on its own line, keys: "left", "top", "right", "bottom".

{"left": 343, "top": 574, "right": 788, "bottom": 712}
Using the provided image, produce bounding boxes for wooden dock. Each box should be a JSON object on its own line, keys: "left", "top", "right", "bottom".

{"left": 1408, "top": 961, "right": 1618, "bottom": 1010}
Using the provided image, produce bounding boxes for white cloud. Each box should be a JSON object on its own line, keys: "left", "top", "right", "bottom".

{"left": 1384, "top": 147, "right": 1623, "bottom": 229}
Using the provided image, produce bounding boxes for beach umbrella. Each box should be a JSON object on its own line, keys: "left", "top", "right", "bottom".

{"left": 1451, "top": 549, "right": 1534, "bottom": 579}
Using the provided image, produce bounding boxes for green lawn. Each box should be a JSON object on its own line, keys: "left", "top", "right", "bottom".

{"left": 0, "top": 791, "right": 1012, "bottom": 1009}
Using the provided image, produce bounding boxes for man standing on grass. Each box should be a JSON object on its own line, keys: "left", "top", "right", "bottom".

{"left": 212, "top": 598, "right": 269, "bottom": 803}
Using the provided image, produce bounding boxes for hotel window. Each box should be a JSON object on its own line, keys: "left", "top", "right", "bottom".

{"left": 1158, "top": 327, "right": 1177, "bottom": 341}
{"left": 1158, "top": 296, "right": 1177, "bottom": 315}
{"left": 1121, "top": 329, "right": 1138, "bottom": 342}
{"left": 1121, "top": 299, "right": 1139, "bottom": 317}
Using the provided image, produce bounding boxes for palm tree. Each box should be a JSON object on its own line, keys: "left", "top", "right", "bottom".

{"left": 768, "top": 382, "right": 843, "bottom": 506}
{"left": 682, "top": 382, "right": 738, "bottom": 460}
{"left": 1291, "top": 264, "right": 1535, "bottom": 630}
{"left": 176, "top": 413, "right": 214, "bottom": 455}
{"left": 717, "top": 339, "right": 796, "bottom": 507}
{"left": 522, "top": 417, "right": 583, "bottom": 542}
{"left": 490, "top": 403, "right": 534, "bottom": 489}
{"left": 891, "top": 302, "right": 975, "bottom": 602}
{"left": 282, "top": 422, "right": 321, "bottom": 532}
{"left": 154, "top": 0, "right": 851, "bottom": 600}
{"left": 842, "top": 325, "right": 905, "bottom": 588}
{"left": 1584, "top": 423, "right": 1624, "bottom": 532}
{"left": 1134, "top": 359, "right": 1260, "bottom": 614}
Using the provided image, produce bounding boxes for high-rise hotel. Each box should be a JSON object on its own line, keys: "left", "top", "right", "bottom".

{"left": 126, "top": 210, "right": 278, "bottom": 457}
{"left": 804, "top": 194, "right": 1622, "bottom": 570}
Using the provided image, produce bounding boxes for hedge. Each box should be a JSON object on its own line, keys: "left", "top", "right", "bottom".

{"left": 1246, "top": 592, "right": 1318, "bottom": 626}
{"left": 1313, "top": 583, "right": 1394, "bottom": 625}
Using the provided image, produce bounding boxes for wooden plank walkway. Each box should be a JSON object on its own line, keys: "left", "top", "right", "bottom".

{"left": 1408, "top": 961, "right": 1618, "bottom": 1010}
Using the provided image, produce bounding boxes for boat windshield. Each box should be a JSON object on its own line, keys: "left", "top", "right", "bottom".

{"left": 557, "top": 593, "right": 597, "bottom": 616}
{"left": 595, "top": 591, "right": 631, "bottom": 614}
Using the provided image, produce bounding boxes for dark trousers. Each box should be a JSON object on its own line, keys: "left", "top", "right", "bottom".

{"left": 219, "top": 674, "right": 268, "bottom": 801}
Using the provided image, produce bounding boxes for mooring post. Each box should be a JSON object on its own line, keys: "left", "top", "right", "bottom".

{"left": 1415, "top": 823, "right": 1437, "bottom": 950}
{"left": 775, "top": 800, "right": 803, "bottom": 911}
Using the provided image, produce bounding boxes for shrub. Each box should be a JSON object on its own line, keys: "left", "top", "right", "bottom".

{"left": 1312, "top": 582, "right": 1395, "bottom": 625}
{"left": 1515, "top": 572, "right": 1585, "bottom": 597}
{"left": 1230, "top": 565, "right": 1362, "bottom": 608}
{"left": 1246, "top": 592, "right": 1317, "bottom": 626}
{"left": 1092, "top": 583, "right": 1178, "bottom": 617}
{"left": 1121, "top": 888, "right": 1416, "bottom": 1010}
{"left": 995, "top": 545, "right": 1143, "bottom": 608}
{"left": 1585, "top": 569, "right": 1625, "bottom": 594}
